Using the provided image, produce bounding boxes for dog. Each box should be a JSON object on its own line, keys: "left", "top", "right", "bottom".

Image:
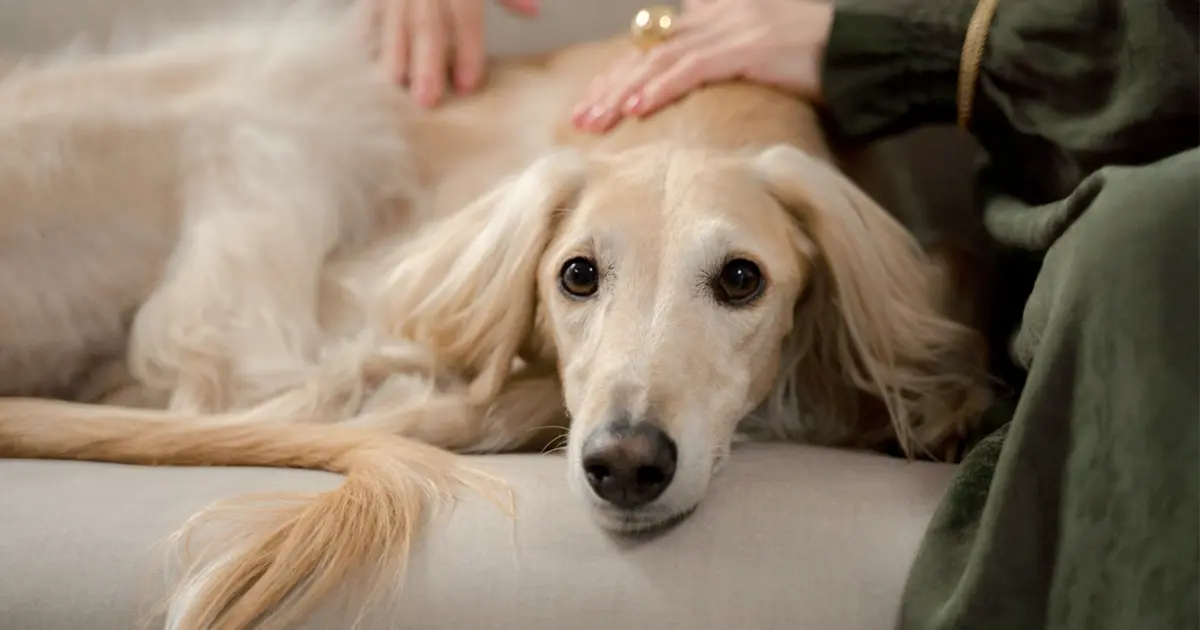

{"left": 0, "top": 1, "right": 994, "bottom": 627}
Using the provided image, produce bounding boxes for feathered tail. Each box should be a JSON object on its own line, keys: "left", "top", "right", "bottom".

{"left": 0, "top": 399, "right": 508, "bottom": 629}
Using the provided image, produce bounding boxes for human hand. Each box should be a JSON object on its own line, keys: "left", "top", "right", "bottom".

{"left": 373, "top": 0, "right": 541, "bottom": 107}
{"left": 571, "top": 0, "right": 835, "bottom": 133}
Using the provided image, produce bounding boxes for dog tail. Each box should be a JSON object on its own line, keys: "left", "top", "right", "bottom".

{"left": 0, "top": 398, "right": 509, "bottom": 630}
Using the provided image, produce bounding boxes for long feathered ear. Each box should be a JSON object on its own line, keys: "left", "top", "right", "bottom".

{"left": 373, "top": 151, "right": 586, "bottom": 403}
{"left": 751, "top": 144, "right": 991, "bottom": 457}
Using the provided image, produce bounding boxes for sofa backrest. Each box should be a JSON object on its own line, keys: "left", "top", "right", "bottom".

{"left": 0, "top": 0, "right": 983, "bottom": 250}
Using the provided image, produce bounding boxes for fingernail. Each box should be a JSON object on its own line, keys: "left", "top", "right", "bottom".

{"left": 574, "top": 106, "right": 597, "bottom": 130}
{"left": 513, "top": 0, "right": 540, "bottom": 14}
{"left": 623, "top": 94, "right": 643, "bottom": 115}
{"left": 415, "top": 79, "right": 437, "bottom": 107}
{"left": 456, "top": 71, "right": 478, "bottom": 94}
{"left": 570, "top": 103, "right": 590, "bottom": 124}
{"left": 577, "top": 107, "right": 603, "bottom": 132}
{"left": 586, "top": 105, "right": 607, "bottom": 125}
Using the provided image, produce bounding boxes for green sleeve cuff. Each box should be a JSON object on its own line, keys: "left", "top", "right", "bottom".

{"left": 820, "top": 2, "right": 977, "bottom": 142}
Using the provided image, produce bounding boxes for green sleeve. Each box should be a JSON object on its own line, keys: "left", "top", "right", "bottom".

{"left": 819, "top": 0, "right": 1200, "bottom": 173}
{"left": 819, "top": 0, "right": 977, "bottom": 142}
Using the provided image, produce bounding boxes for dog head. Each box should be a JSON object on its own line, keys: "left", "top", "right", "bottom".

{"left": 376, "top": 142, "right": 988, "bottom": 533}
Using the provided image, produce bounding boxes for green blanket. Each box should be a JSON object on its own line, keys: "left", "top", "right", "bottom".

{"left": 818, "top": 0, "right": 1200, "bottom": 627}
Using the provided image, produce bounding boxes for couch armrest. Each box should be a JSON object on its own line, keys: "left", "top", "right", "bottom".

{"left": 0, "top": 446, "right": 953, "bottom": 629}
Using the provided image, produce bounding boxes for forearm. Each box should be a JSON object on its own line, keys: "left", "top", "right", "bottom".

{"left": 818, "top": 0, "right": 1199, "bottom": 176}
{"left": 819, "top": 0, "right": 978, "bottom": 142}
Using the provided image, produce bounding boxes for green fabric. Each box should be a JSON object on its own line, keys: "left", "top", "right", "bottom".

{"left": 817, "top": 1, "right": 1200, "bottom": 629}
{"left": 903, "top": 148, "right": 1200, "bottom": 630}
{"left": 823, "top": 1, "right": 1200, "bottom": 196}
{"left": 820, "top": 0, "right": 977, "bottom": 140}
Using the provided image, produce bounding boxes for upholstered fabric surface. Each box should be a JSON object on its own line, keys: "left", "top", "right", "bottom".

{"left": 0, "top": 1, "right": 976, "bottom": 628}
{"left": 1, "top": 446, "right": 953, "bottom": 629}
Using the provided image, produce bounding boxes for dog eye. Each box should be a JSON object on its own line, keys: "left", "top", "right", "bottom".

{"left": 713, "top": 258, "right": 764, "bottom": 306}
{"left": 559, "top": 257, "right": 599, "bottom": 298}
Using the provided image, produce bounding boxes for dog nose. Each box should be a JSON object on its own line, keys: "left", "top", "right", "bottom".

{"left": 581, "top": 421, "right": 677, "bottom": 509}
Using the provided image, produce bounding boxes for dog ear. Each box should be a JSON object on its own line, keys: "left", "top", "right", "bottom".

{"left": 373, "top": 151, "right": 586, "bottom": 404}
{"left": 751, "top": 144, "right": 990, "bottom": 456}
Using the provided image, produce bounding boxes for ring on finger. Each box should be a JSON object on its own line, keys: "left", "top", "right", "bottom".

{"left": 630, "top": 6, "right": 679, "bottom": 51}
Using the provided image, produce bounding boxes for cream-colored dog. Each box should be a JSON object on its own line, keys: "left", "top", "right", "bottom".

{"left": 0, "top": 1, "right": 993, "bottom": 628}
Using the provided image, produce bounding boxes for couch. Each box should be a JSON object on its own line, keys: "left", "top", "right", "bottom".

{"left": 0, "top": 1, "right": 985, "bottom": 628}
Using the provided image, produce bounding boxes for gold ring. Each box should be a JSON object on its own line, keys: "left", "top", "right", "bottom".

{"left": 630, "top": 6, "right": 679, "bottom": 51}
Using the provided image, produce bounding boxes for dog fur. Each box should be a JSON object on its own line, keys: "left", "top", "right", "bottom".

{"left": 0, "top": 1, "right": 994, "bottom": 627}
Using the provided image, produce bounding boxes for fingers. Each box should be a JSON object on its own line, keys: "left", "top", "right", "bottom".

{"left": 409, "top": 0, "right": 447, "bottom": 107}
{"left": 380, "top": 0, "right": 409, "bottom": 84}
{"left": 498, "top": 0, "right": 541, "bottom": 16}
{"left": 377, "top": 0, "right": 499, "bottom": 105}
{"left": 447, "top": 0, "right": 485, "bottom": 94}
{"left": 573, "top": 26, "right": 731, "bottom": 133}
{"left": 570, "top": 49, "right": 642, "bottom": 128}
{"left": 634, "top": 39, "right": 741, "bottom": 115}
{"left": 571, "top": 2, "right": 732, "bottom": 133}
{"left": 571, "top": 5, "right": 711, "bottom": 118}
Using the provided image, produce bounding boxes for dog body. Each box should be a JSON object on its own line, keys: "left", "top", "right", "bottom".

{"left": 0, "top": 2, "right": 993, "bottom": 628}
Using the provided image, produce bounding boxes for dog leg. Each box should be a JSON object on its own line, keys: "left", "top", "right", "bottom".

{"left": 227, "top": 333, "right": 569, "bottom": 453}
{"left": 349, "top": 362, "right": 569, "bottom": 453}
{"left": 130, "top": 211, "right": 330, "bottom": 413}
{"left": 128, "top": 119, "right": 376, "bottom": 414}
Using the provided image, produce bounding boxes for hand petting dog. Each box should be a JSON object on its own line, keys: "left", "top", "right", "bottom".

{"left": 572, "top": 0, "right": 835, "bottom": 133}
{"left": 371, "top": 0, "right": 540, "bottom": 107}
{"left": 368, "top": 0, "right": 835, "bottom": 125}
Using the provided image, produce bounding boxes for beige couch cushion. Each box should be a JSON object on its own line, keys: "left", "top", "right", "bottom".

{"left": 0, "top": 446, "right": 953, "bottom": 629}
